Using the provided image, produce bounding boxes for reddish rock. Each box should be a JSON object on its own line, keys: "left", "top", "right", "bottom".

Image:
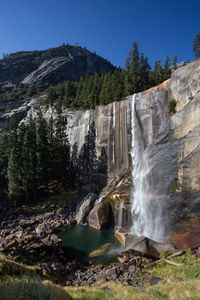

{"left": 171, "top": 232, "right": 200, "bottom": 250}
{"left": 170, "top": 213, "right": 200, "bottom": 250}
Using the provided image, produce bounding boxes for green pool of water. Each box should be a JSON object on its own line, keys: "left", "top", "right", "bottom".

{"left": 59, "top": 225, "right": 123, "bottom": 264}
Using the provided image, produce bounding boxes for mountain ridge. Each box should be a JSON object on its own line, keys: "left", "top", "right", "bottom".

{"left": 0, "top": 44, "right": 115, "bottom": 89}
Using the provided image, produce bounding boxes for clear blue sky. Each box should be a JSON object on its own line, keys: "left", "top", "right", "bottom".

{"left": 0, "top": 0, "right": 199, "bottom": 68}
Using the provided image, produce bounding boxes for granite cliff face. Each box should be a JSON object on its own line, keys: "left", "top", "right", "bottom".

{"left": 26, "top": 97, "right": 130, "bottom": 182}
{"left": 49, "top": 59, "right": 199, "bottom": 243}
{"left": 1, "top": 59, "right": 200, "bottom": 243}
{"left": 0, "top": 45, "right": 114, "bottom": 88}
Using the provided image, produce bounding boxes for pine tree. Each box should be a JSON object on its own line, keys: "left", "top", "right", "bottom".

{"left": 0, "top": 131, "right": 11, "bottom": 192}
{"left": 7, "top": 147, "right": 22, "bottom": 202}
{"left": 124, "top": 70, "right": 133, "bottom": 96}
{"left": 193, "top": 31, "right": 200, "bottom": 59}
{"left": 85, "top": 76, "right": 95, "bottom": 109}
{"left": 152, "top": 60, "right": 163, "bottom": 85}
{"left": 92, "top": 72, "right": 101, "bottom": 106}
{"left": 63, "top": 81, "right": 76, "bottom": 107}
{"left": 47, "top": 116, "right": 57, "bottom": 191}
{"left": 99, "top": 73, "right": 112, "bottom": 105}
{"left": 139, "top": 53, "right": 151, "bottom": 91}
{"left": 70, "top": 142, "right": 79, "bottom": 187}
{"left": 172, "top": 55, "right": 178, "bottom": 70}
{"left": 130, "top": 41, "right": 140, "bottom": 93}
{"left": 36, "top": 112, "right": 50, "bottom": 192}
{"left": 124, "top": 41, "right": 140, "bottom": 95}
{"left": 46, "top": 86, "right": 58, "bottom": 104}
{"left": 22, "top": 115, "right": 37, "bottom": 201}
{"left": 163, "top": 55, "right": 171, "bottom": 80}
{"left": 125, "top": 50, "right": 132, "bottom": 72}
{"left": 112, "top": 69, "right": 124, "bottom": 101}
{"left": 54, "top": 113, "right": 70, "bottom": 189}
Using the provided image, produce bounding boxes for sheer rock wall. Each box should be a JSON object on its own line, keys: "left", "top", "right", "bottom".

{"left": 1, "top": 59, "right": 200, "bottom": 241}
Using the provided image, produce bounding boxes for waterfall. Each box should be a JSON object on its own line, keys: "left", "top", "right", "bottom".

{"left": 130, "top": 94, "right": 165, "bottom": 242}
{"left": 116, "top": 199, "right": 124, "bottom": 232}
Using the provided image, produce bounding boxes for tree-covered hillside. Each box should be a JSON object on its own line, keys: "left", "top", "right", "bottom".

{"left": 43, "top": 42, "right": 177, "bottom": 110}
{"left": 0, "top": 42, "right": 177, "bottom": 111}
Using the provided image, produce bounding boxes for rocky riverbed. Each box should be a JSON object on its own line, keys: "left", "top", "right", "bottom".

{"left": 0, "top": 200, "right": 153, "bottom": 287}
{"left": 0, "top": 201, "right": 75, "bottom": 267}
{"left": 1, "top": 197, "right": 200, "bottom": 288}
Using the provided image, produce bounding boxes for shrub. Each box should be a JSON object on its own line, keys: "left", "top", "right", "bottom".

{"left": 169, "top": 179, "right": 177, "bottom": 196}
{"left": 184, "top": 266, "right": 200, "bottom": 279}
{"left": 168, "top": 99, "right": 176, "bottom": 114}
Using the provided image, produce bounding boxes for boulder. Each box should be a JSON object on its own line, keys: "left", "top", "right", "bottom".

{"left": 121, "top": 236, "right": 175, "bottom": 259}
{"left": 149, "top": 276, "right": 162, "bottom": 286}
{"left": 75, "top": 193, "right": 97, "bottom": 225}
{"left": 105, "top": 267, "right": 117, "bottom": 280}
{"left": 88, "top": 200, "right": 113, "bottom": 230}
{"left": 114, "top": 231, "right": 133, "bottom": 246}
{"left": 15, "top": 230, "right": 23, "bottom": 239}
{"left": 5, "top": 239, "right": 17, "bottom": 250}
{"left": 41, "top": 234, "right": 61, "bottom": 247}
{"left": 88, "top": 180, "right": 132, "bottom": 231}
{"left": 35, "top": 222, "right": 51, "bottom": 237}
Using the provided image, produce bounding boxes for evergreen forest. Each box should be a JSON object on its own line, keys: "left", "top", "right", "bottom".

{"left": 0, "top": 113, "right": 107, "bottom": 204}
{"left": 43, "top": 42, "right": 177, "bottom": 110}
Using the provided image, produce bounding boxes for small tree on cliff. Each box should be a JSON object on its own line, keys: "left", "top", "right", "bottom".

{"left": 172, "top": 55, "right": 178, "bottom": 70}
{"left": 163, "top": 55, "right": 171, "bottom": 80}
{"left": 193, "top": 31, "right": 200, "bottom": 58}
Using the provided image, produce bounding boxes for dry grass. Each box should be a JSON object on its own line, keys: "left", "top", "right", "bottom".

{"left": 0, "top": 276, "right": 72, "bottom": 300}
{"left": 67, "top": 250, "right": 200, "bottom": 300}
{"left": 67, "top": 280, "right": 200, "bottom": 300}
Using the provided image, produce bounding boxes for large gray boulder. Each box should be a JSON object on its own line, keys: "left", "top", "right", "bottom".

{"left": 120, "top": 236, "right": 175, "bottom": 259}
{"left": 88, "top": 200, "right": 112, "bottom": 230}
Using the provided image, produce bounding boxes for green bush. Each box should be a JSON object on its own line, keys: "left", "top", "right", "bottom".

{"left": 184, "top": 266, "right": 200, "bottom": 279}
{"left": 168, "top": 99, "right": 176, "bottom": 114}
{"left": 169, "top": 179, "right": 177, "bottom": 196}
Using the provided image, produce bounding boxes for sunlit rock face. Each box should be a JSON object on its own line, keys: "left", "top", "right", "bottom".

{"left": 65, "top": 100, "right": 131, "bottom": 181}
{"left": 1, "top": 59, "right": 200, "bottom": 244}
{"left": 88, "top": 59, "right": 200, "bottom": 243}
{"left": 128, "top": 60, "right": 200, "bottom": 242}
{"left": 170, "top": 59, "right": 200, "bottom": 112}
{"left": 27, "top": 99, "right": 131, "bottom": 182}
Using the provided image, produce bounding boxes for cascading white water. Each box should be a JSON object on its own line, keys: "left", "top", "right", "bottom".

{"left": 130, "top": 94, "right": 165, "bottom": 242}
{"left": 116, "top": 199, "right": 124, "bottom": 232}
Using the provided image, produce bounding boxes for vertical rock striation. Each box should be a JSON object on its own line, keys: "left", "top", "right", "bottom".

{"left": 2, "top": 59, "right": 200, "bottom": 242}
